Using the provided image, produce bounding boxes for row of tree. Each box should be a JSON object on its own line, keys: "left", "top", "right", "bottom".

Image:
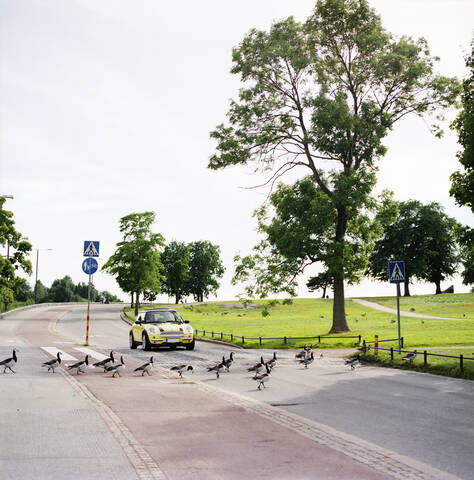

{"left": 102, "top": 212, "right": 225, "bottom": 315}
{"left": 307, "top": 199, "right": 469, "bottom": 297}
{"left": 20, "top": 276, "right": 122, "bottom": 304}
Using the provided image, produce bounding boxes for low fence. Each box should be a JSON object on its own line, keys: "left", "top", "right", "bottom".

{"left": 194, "top": 328, "right": 361, "bottom": 346}
{"left": 361, "top": 343, "right": 474, "bottom": 373}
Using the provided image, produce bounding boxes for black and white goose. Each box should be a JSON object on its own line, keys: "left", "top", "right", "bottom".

{"left": 93, "top": 351, "right": 115, "bottom": 371}
{"left": 265, "top": 352, "right": 277, "bottom": 370}
{"left": 247, "top": 356, "right": 265, "bottom": 378}
{"left": 207, "top": 356, "right": 226, "bottom": 379}
{"left": 67, "top": 355, "right": 89, "bottom": 375}
{"left": 299, "top": 351, "right": 314, "bottom": 369}
{"left": 295, "top": 345, "right": 312, "bottom": 360}
{"left": 1, "top": 349, "right": 18, "bottom": 374}
{"left": 345, "top": 354, "right": 360, "bottom": 370}
{"left": 402, "top": 350, "right": 417, "bottom": 362}
{"left": 170, "top": 364, "right": 193, "bottom": 378}
{"left": 42, "top": 351, "right": 61, "bottom": 373}
{"left": 106, "top": 356, "right": 125, "bottom": 377}
{"left": 254, "top": 364, "right": 271, "bottom": 390}
{"left": 224, "top": 352, "right": 234, "bottom": 372}
{"left": 134, "top": 356, "right": 154, "bottom": 376}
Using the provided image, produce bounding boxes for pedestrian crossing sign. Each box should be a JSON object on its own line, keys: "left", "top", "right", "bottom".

{"left": 389, "top": 261, "right": 405, "bottom": 283}
{"left": 83, "top": 241, "right": 100, "bottom": 257}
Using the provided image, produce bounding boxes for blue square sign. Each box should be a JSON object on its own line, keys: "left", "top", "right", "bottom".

{"left": 389, "top": 261, "right": 405, "bottom": 283}
{"left": 83, "top": 241, "right": 100, "bottom": 257}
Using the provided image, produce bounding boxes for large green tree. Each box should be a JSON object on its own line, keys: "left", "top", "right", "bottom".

{"left": 0, "top": 197, "right": 32, "bottom": 311}
{"left": 368, "top": 201, "right": 459, "bottom": 295}
{"left": 161, "top": 241, "right": 190, "bottom": 304}
{"left": 103, "top": 212, "right": 165, "bottom": 315}
{"left": 450, "top": 41, "right": 474, "bottom": 211}
{"left": 233, "top": 176, "right": 396, "bottom": 322}
{"left": 209, "top": 0, "right": 458, "bottom": 331}
{"left": 450, "top": 41, "right": 474, "bottom": 287}
{"left": 187, "top": 241, "right": 225, "bottom": 302}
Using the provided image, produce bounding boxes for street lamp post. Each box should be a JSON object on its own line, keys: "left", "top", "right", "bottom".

{"left": 34, "top": 248, "right": 52, "bottom": 303}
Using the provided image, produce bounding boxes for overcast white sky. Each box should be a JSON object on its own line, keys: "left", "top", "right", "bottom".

{"left": 1, "top": 0, "right": 473, "bottom": 302}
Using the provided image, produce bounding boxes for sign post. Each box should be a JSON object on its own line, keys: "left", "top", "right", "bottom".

{"left": 389, "top": 261, "right": 405, "bottom": 352}
{"left": 83, "top": 242, "right": 99, "bottom": 346}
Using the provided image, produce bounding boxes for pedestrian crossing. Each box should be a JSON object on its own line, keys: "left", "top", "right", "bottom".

{"left": 41, "top": 346, "right": 108, "bottom": 362}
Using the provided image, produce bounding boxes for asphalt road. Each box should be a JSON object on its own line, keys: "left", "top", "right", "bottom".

{"left": 2, "top": 303, "right": 473, "bottom": 480}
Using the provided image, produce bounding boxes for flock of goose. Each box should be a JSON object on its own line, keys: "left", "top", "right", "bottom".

{"left": 1, "top": 345, "right": 362, "bottom": 388}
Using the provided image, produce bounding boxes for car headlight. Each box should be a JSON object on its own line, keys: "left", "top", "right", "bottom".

{"left": 149, "top": 326, "right": 156, "bottom": 334}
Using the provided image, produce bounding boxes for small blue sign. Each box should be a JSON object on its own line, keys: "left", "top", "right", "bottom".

{"left": 82, "top": 257, "right": 98, "bottom": 275}
{"left": 83, "top": 241, "right": 100, "bottom": 257}
{"left": 389, "top": 261, "right": 405, "bottom": 283}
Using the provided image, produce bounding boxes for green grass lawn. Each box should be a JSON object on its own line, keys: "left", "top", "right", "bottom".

{"left": 361, "top": 347, "right": 474, "bottom": 380}
{"left": 357, "top": 292, "right": 474, "bottom": 319}
{"left": 123, "top": 295, "right": 474, "bottom": 350}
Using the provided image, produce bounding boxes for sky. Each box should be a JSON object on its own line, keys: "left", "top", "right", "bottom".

{"left": 1, "top": 0, "right": 473, "bottom": 302}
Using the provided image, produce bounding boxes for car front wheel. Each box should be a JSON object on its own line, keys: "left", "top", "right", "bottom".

{"left": 185, "top": 339, "right": 195, "bottom": 351}
{"left": 142, "top": 332, "right": 152, "bottom": 351}
{"left": 129, "top": 332, "right": 138, "bottom": 349}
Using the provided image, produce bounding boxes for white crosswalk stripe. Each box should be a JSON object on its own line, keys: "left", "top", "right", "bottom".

{"left": 74, "top": 347, "right": 108, "bottom": 361}
{"left": 41, "top": 347, "right": 78, "bottom": 361}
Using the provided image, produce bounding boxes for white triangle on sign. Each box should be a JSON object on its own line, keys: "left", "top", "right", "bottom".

{"left": 391, "top": 263, "right": 404, "bottom": 281}
{"left": 84, "top": 242, "right": 98, "bottom": 256}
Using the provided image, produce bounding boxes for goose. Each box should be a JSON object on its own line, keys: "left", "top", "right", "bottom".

{"left": 1, "top": 349, "right": 18, "bottom": 374}
{"left": 265, "top": 352, "right": 277, "bottom": 370}
{"left": 402, "top": 350, "right": 417, "bottom": 362}
{"left": 345, "top": 355, "right": 360, "bottom": 370}
{"left": 134, "top": 356, "right": 154, "bottom": 376}
{"left": 295, "top": 345, "right": 312, "bottom": 360}
{"left": 106, "top": 356, "right": 125, "bottom": 377}
{"left": 93, "top": 351, "right": 115, "bottom": 371}
{"left": 224, "top": 352, "right": 234, "bottom": 372}
{"left": 247, "top": 356, "right": 265, "bottom": 375}
{"left": 254, "top": 364, "right": 271, "bottom": 390}
{"left": 41, "top": 351, "right": 61, "bottom": 373}
{"left": 170, "top": 364, "right": 193, "bottom": 378}
{"left": 300, "top": 351, "right": 314, "bottom": 369}
{"left": 67, "top": 355, "right": 89, "bottom": 375}
{"left": 207, "top": 356, "right": 226, "bottom": 379}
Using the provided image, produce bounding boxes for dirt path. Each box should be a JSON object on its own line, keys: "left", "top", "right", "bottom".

{"left": 351, "top": 298, "right": 455, "bottom": 320}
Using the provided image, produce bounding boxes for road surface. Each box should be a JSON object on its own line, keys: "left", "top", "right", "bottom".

{"left": 1, "top": 303, "right": 472, "bottom": 480}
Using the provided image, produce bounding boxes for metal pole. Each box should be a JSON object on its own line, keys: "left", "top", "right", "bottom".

{"left": 86, "top": 273, "right": 91, "bottom": 346}
{"left": 34, "top": 249, "right": 39, "bottom": 303}
{"left": 397, "top": 283, "right": 401, "bottom": 352}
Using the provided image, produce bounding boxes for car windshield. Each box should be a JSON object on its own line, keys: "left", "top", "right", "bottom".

{"left": 143, "top": 311, "right": 183, "bottom": 324}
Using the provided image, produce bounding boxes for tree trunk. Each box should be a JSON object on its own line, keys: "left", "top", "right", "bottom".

{"left": 435, "top": 280, "right": 441, "bottom": 294}
{"left": 134, "top": 292, "right": 140, "bottom": 316}
{"left": 130, "top": 292, "right": 134, "bottom": 309}
{"left": 321, "top": 285, "right": 327, "bottom": 299}
{"left": 330, "top": 206, "right": 350, "bottom": 333}
{"left": 175, "top": 294, "right": 180, "bottom": 304}
{"left": 403, "top": 278, "right": 411, "bottom": 296}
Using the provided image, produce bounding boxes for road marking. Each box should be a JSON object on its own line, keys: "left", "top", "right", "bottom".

{"left": 74, "top": 347, "right": 108, "bottom": 361}
{"left": 41, "top": 347, "right": 78, "bottom": 361}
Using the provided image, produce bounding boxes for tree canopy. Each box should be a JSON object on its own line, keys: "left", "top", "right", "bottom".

{"left": 161, "top": 241, "right": 190, "bottom": 304}
{"left": 187, "top": 241, "right": 225, "bottom": 302}
{"left": 367, "top": 200, "right": 459, "bottom": 295}
{"left": 103, "top": 212, "right": 165, "bottom": 315}
{"left": 0, "top": 197, "right": 32, "bottom": 311}
{"left": 209, "top": 0, "right": 458, "bottom": 331}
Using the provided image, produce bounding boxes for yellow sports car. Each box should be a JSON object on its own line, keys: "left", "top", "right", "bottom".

{"left": 129, "top": 308, "right": 195, "bottom": 351}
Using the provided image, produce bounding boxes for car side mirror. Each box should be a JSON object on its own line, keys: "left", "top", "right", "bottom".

{"left": 136, "top": 319, "right": 142, "bottom": 325}
{"left": 184, "top": 320, "right": 189, "bottom": 324}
